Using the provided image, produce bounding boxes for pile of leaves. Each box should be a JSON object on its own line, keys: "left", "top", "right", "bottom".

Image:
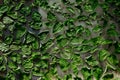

{"left": 0, "top": 0, "right": 120, "bottom": 80}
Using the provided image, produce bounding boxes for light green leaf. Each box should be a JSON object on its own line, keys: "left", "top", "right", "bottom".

{"left": 38, "top": 31, "right": 49, "bottom": 42}
{"left": 85, "top": 55, "right": 99, "bottom": 66}
{"left": 3, "top": 17, "right": 13, "bottom": 24}
{"left": 92, "top": 25, "right": 102, "bottom": 32}
{"left": 67, "top": 7, "right": 75, "bottom": 13}
{"left": 21, "top": 45, "right": 31, "bottom": 55}
{"left": 7, "top": 12, "right": 18, "bottom": 19}
{"left": 53, "top": 22, "right": 63, "bottom": 33}
{"left": 26, "top": 34, "right": 35, "bottom": 44}
{"left": 31, "top": 40, "right": 39, "bottom": 50}
{"left": 0, "top": 42, "right": 9, "bottom": 52}
{"left": 84, "top": 4, "right": 93, "bottom": 12}
{"left": 23, "top": 61, "right": 33, "bottom": 69}
{"left": 8, "top": 61, "right": 17, "bottom": 69}
{"left": 20, "top": 6, "right": 31, "bottom": 16}
{"left": 4, "top": 35, "right": 13, "bottom": 44}
{"left": 107, "top": 55, "right": 119, "bottom": 66}
{"left": 32, "top": 11, "right": 42, "bottom": 22}
{"left": 30, "top": 22, "right": 42, "bottom": 30}
{"left": 47, "top": 11, "right": 56, "bottom": 21}
{"left": 92, "top": 66, "right": 103, "bottom": 79}
{"left": 99, "top": 49, "right": 110, "bottom": 61}
{"left": 57, "top": 38, "right": 68, "bottom": 47}
{"left": 71, "top": 37, "right": 83, "bottom": 45}
{"left": 61, "top": 48, "right": 72, "bottom": 59}
{"left": 81, "top": 67, "right": 91, "bottom": 79}
{"left": 0, "top": 5, "right": 8, "bottom": 16}
{"left": 0, "top": 22, "right": 5, "bottom": 30}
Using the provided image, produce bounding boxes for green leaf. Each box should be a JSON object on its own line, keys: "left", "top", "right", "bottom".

{"left": 16, "top": 26, "right": 26, "bottom": 39}
{"left": 90, "top": 0, "right": 98, "bottom": 10}
{"left": 107, "top": 55, "right": 119, "bottom": 66}
{"left": 85, "top": 55, "right": 99, "bottom": 66}
{"left": 20, "top": 6, "right": 31, "bottom": 16}
{"left": 7, "top": 12, "right": 18, "bottom": 19}
{"left": 26, "top": 33, "right": 35, "bottom": 44}
{"left": 38, "top": 31, "right": 49, "bottom": 42}
{"left": 6, "top": 72, "right": 16, "bottom": 80}
{"left": 42, "top": 39, "right": 53, "bottom": 51}
{"left": 31, "top": 40, "right": 39, "bottom": 50}
{"left": 76, "top": 0, "right": 82, "bottom": 3}
{"left": 57, "top": 38, "right": 68, "bottom": 47}
{"left": 80, "top": 45, "right": 92, "bottom": 53}
{"left": 67, "top": 7, "right": 75, "bottom": 13}
{"left": 18, "top": 16, "right": 26, "bottom": 23}
{"left": 21, "top": 45, "right": 31, "bottom": 55}
{"left": 76, "top": 25, "right": 84, "bottom": 34}
{"left": 0, "top": 22, "right": 5, "bottom": 30}
{"left": 0, "top": 5, "right": 8, "bottom": 16}
{"left": 30, "top": 22, "right": 42, "bottom": 30}
{"left": 91, "top": 37, "right": 112, "bottom": 45}
{"left": 47, "top": 11, "right": 56, "bottom": 21}
{"left": 115, "top": 42, "right": 120, "bottom": 54}
{"left": 8, "top": 61, "right": 17, "bottom": 69}
{"left": 53, "top": 22, "right": 63, "bottom": 33}
{"left": 4, "top": 35, "right": 13, "bottom": 44}
{"left": 15, "top": 2, "right": 24, "bottom": 10}
{"left": 23, "top": 61, "right": 33, "bottom": 69}
{"left": 77, "top": 15, "right": 88, "bottom": 21}
{"left": 32, "top": 11, "right": 42, "bottom": 22}
{"left": 0, "top": 42, "right": 9, "bottom": 52}
{"left": 3, "top": 17, "right": 13, "bottom": 24}
{"left": 84, "top": 28, "right": 91, "bottom": 36}
{"left": 99, "top": 49, "right": 110, "bottom": 61}
{"left": 81, "top": 67, "right": 91, "bottom": 79}
{"left": 59, "top": 59, "right": 69, "bottom": 71}
{"left": 0, "top": 65, "right": 6, "bottom": 71}
{"left": 66, "top": 28, "right": 76, "bottom": 37}
{"left": 92, "top": 66, "right": 103, "bottom": 79}
{"left": 70, "top": 37, "right": 83, "bottom": 45}
{"left": 8, "top": 24, "right": 15, "bottom": 32}
{"left": 84, "top": 4, "right": 93, "bottom": 12}
{"left": 32, "top": 67, "right": 42, "bottom": 77}
{"left": 102, "top": 73, "right": 114, "bottom": 80}
{"left": 92, "top": 25, "right": 102, "bottom": 32}
{"left": 61, "top": 48, "right": 72, "bottom": 59}
{"left": 107, "top": 28, "right": 118, "bottom": 36}
{"left": 89, "top": 12, "right": 97, "bottom": 20}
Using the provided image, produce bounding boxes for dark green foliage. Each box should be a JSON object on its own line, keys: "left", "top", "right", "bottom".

{"left": 0, "top": 0, "right": 120, "bottom": 79}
